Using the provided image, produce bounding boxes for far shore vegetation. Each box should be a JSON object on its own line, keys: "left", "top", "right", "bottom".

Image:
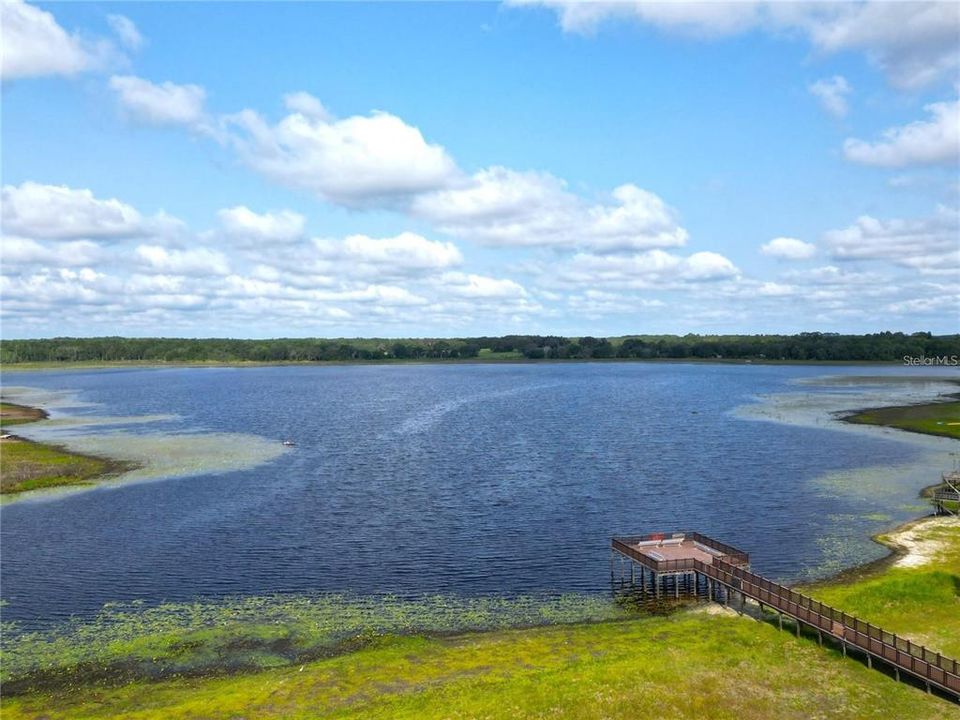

{"left": 3, "top": 517, "right": 958, "bottom": 718}
{"left": 0, "top": 402, "right": 131, "bottom": 494}
{"left": 2, "top": 331, "right": 958, "bottom": 365}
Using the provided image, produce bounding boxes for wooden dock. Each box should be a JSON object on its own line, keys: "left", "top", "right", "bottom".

{"left": 611, "top": 532, "right": 960, "bottom": 702}
{"left": 933, "top": 471, "right": 960, "bottom": 516}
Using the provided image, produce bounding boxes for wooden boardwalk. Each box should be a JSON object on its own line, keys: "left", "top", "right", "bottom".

{"left": 612, "top": 532, "right": 960, "bottom": 701}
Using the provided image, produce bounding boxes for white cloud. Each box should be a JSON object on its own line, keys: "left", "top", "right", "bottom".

{"left": 222, "top": 105, "right": 459, "bottom": 205}
{"left": 510, "top": 1, "right": 960, "bottom": 89}
{"left": 1, "top": 237, "right": 103, "bottom": 266}
{"left": 0, "top": 0, "right": 107, "bottom": 79}
{"left": 283, "top": 92, "right": 331, "bottom": 121}
{"left": 439, "top": 272, "right": 528, "bottom": 299}
{"left": 551, "top": 249, "right": 739, "bottom": 289}
{"left": 106, "top": 14, "right": 143, "bottom": 51}
{"left": 803, "top": 2, "right": 960, "bottom": 90}
{"left": 2, "top": 182, "right": 145, "bottom": 239}
{"left": 338, "top": 232, "right": 463, "bottom": 271}
{"left": 217, "top": 206, "right": 306, "bottom": 244}
{"left": 110, "top": 75, "right": 207, "bottom": 126}
{"left": 843, "top": 97, "right": 959, "bottom": 167}
{"left": 413, "top": 167, "right": 688, "bottom": 251}
{"left": 510, "top": 0, "right": 767, "bottom": 37}
{"left": 808, "top": 76, "right": 851, "bottom": 118}
{"left": 134, "top": 245, "right": 230, "bottom": 276}
{"left": 761, "top": 236, "right": 817, "bottom": 260}
{"left": 823, "top": 205, "right": 959, "bottom": 274}
{"left": 783, "top": 265, "right": 882, "bottom": 286}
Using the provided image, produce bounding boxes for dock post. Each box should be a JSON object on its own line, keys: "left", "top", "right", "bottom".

{"left": 894, "top": 667, "right": 900, "bottom": 682}
{"left": 675, "top": 576, "right": 679, "bottom": 599}
{"left": 796, "top": 619, "right": 801, "bottom": 637}
{"left": 778, "top": 613, "right": 783, "bottom": 631}
{"left": 631, "top": 562, "right": 635, "bottom": 584}
{"left": 817, "top": 629, "right": 823, "bottom": 646}
{"left": 867, "top": 654, "right": 872, "bottom": 669}
{"left": 842, "top": 642, "right": 847, "bottom": 657}
{"left": 655, "top": 573, "right": 661, "bottom": 598}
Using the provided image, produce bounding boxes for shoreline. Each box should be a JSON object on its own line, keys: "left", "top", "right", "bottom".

{"left": 1, "top": 357, "right": 926, "bottom": 372}
{"left": 0, "top": 402, "right": 138, "bottom": 495}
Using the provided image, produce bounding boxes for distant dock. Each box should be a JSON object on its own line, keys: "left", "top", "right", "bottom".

{"left": 611, "top": 531, "right": 960, "bottom": 702}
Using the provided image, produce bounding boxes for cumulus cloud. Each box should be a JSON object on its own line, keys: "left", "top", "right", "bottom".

{"left": 110, "top": 75, "right": 208, "bottom": 126}
{"left": 1, "top": 237, "right": 103, "bottom": 266}
{"left": 823, "top": 205, "right": 959, "bottom": 274}
{"left": 1, "top": 0, "right": 103, "bottom": 79}
{"left": 439, "top": 272, "right": 528, "bottom": 299}
{"left": 222, "top": 101, "right": 459, "bottom": 205}
{"left": 761, "top": 236, "right": 817, "bottom": 260}
{"left": 106, "top": 14, "right": 143, "bottom": 51}
{"left": 283, "top": 92, "right": 331, "bottom": 121}
{"left": 2, "top": 182, "right": 146, "bottom": 239}
{"left": 843, "top": 97, "right": 959, "bottom": 167}
{"left": 509, "top": 1, "right": 960, "bottom": 89}
{"left": 551, "top": 249, "right": 739, "bottom": 289}
{"left": 412, "top": 167, "right": 688, "bottom": 251}
{"left": 336, "top": 232, "right": 463, "bottom": 271}
{"left": 105, "top": 86, "right": 691, "bottom": 256}
{"left": 808, "top": 76, "right": 851, "bottom": 118}
{"left": 134, "top": 245, "right": 230, "bottom": 276}
{"left": 217, "top": 206, "right": 306, "bottom": 244}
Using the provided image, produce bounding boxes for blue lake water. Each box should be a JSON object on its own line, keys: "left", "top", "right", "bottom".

{"left": 1, "top": 362, "right": 958, "bottom": 628}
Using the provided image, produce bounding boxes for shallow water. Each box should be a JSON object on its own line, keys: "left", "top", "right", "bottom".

{"left": 1, "top": 363, "right": 957, "bottom": 628}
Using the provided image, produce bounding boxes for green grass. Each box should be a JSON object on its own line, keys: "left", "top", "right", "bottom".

{"left": 845, "top": 401, "right": 960, "bottom": 440}
{"left": 0, "top": 438, "right": 119, "bottom": 494}
{"left": 476, "top": 348, "right": 524, "bottom": 360}
{"left": 4, "top": 519, "right": 959, "bottom": 718}
{"left": 0, "top": 402, "right": 46, "bottom": 428}
{"left": 804, "top": 519, "right": 960, "bottom": 658}
{"left": 3, "top": 613, "right": 951, "bottom": 720}
{"left": 0, "top": 402, "right": 132, "bottom": 494}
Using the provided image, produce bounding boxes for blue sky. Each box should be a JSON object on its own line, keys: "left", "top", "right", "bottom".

{"left": 2, "top": 1, "right": 958, "bottom": 338}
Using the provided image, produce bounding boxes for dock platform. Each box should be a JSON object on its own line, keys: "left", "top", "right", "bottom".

{"left": 611, "top": 531, "right": 959, "bottom": 702}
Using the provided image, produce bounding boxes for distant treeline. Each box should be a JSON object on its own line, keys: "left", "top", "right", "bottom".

{"left": 1, "top": 332, "right": 957, "bottom": 364}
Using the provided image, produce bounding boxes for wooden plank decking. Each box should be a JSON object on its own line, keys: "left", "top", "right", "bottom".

{"left": 611, "top": 532, "right": 960, "bottom": 701}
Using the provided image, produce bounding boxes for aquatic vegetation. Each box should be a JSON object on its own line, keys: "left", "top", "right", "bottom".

{"left": 3, "top": 612, "right": 951, "bottom": 719}
{"left": 1, "top": 388, "right": 288, "bottom": 500}
{"left": 1, "top": 593, "right": 634, "bottom": 692}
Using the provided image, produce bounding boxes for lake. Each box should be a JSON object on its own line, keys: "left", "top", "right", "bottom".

{"left": 1, "top": 362, "right": 957, "bottom": 628}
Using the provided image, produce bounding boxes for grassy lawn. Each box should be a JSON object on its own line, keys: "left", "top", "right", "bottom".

{"left": 0, "top": 402, "right": 129, "bottom": 494}
{"left": 845, "top": 401, "right": 960, "bottom": 440}
{"left": 4, "top": 519, "right": 958, "bottom": 719}
{"left": 0, "top": 438, "right": 119, "bottom": 494}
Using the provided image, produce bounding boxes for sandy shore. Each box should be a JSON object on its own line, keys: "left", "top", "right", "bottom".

{"left": 881, "top": 515, "right": 960, "bottom": 568}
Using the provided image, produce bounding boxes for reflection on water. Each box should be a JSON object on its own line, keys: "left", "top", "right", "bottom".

{"left": 1, "top": 363, "right": 958, "bottom": 628}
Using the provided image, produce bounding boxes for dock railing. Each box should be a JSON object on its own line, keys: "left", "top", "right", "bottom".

{"left": 611, "top": 532, "right": 749, "bottom": 573}
{"left": 696, "top": 558, "right": 960, "bottom": 697}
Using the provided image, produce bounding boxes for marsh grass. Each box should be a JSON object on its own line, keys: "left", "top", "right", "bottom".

{"left": 845, "top": 400, "right": 960, "bottom": 440}
{"left": 0, "top": 438, "right": 130, "bottom": 494}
